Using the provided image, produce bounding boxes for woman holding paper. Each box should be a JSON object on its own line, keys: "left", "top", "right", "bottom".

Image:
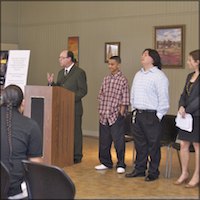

{"left": 174, "top": 49, "right": 200, "bottom": 188}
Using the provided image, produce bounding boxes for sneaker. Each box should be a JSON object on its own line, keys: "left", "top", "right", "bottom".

{"left": 95, "top": 164, "right": 108, "bottom": 170}
{"left": 117, "top": 167, "right": 125, "bottom": 174}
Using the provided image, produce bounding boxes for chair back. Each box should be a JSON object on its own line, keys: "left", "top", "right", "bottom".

{"left": 124, "top": 112, "right": 134, "bottom": 142}
{"left": 160, "top": 115, "right": 178, "bottom": 145}
{"left": 1, "top": 161, "right": 10, "bottom": 199}
{"left": 172, "top": 142, "right": 195, "bottom": 152}
{"left": 124, "top": 112, "right": 132, "bottom": 134}
{"left": 22, "top": 160, "right": 76, "bottom": 199}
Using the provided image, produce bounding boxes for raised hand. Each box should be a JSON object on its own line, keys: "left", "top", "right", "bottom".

{"left": 47, "top": 72, "right": 54, "bottom": 84}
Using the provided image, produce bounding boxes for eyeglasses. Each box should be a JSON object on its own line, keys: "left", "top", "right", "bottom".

{"left": 58, "top": 56, "right": 68, "bottom": 59}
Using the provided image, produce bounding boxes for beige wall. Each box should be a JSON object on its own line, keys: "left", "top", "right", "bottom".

{"left": 1, "top": 1, "right": 199, "bottom": 136}
{"left": 1, "top": 1, "right": 19, "bottom": 43}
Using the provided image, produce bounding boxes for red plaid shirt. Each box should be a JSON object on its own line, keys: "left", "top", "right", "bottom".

{"left": 98, "top": 70, "right": 130, "bottom": 125}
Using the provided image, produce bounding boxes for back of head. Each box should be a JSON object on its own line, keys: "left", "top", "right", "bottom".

{"left": 143, "top": 48, "right": 162, "bottom": 70}
{"left": 67, "top": 51, "right": 76, "bottom": 63}
{"left": 2, "top": 85, "right": 23, "bottom": 108}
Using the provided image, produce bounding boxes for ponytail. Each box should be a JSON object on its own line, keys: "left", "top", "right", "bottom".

{"left": 2, "top": 85, "right": 24, "bottom": 168}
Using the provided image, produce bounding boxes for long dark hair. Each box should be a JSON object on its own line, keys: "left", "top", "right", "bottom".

{"left": 143, "top": 48, "right": 162, "bottom": 70}
{"left": 1, "top": 85, "right": 24, "bottom": 166}
{"left": 189, "top": 49, "right": 200, "bottom": 70}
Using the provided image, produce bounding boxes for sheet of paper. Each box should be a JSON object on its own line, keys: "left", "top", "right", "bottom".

{"left": 175, "top": 112, "right": 193, "bottom": 132}
{"left": 4, "top": 50, "right": 30, "bottom": 92}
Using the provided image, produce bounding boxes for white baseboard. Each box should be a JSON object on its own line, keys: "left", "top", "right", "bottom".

{"left": 83, "top": 130, "right": 98, "bottom": 138}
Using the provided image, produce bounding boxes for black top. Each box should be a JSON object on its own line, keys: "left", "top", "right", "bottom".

{"left": 179, "top": 72, "right": 200, "bottom": 116}
{"left": 1, "top": 106, "right": 43, "bottom": 196}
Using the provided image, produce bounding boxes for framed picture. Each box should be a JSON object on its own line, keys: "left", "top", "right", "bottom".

{"left": 154, "top": 25, "right": 185, "bottom": 68}
{"left": 68, "top": 36, "right": 79, "bottom": 66}
{"left": 105, "top": 42, "right": 120, "bottom": 63}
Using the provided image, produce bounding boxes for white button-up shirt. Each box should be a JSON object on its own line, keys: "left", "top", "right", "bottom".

{"left": 130, "top": 67, "right": 169, "bottom": 120}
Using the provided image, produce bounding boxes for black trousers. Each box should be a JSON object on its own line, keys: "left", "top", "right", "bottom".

{"left": 132, "top": 111, "right": 162, "bottom": 177}
{"left": 74, "top": 114, "right": 83, "bottom": 162}
{"left": 99, "top": 115, "right": 126, "bottom": 168}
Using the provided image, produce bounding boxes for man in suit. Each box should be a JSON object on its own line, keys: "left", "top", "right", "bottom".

{"left": 47, "top": 50, "right": 88, "bottom": 163}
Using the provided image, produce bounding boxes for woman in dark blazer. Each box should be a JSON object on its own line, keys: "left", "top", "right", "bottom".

{"left": 174, "top": 49, "right": 199, "bottom": 188}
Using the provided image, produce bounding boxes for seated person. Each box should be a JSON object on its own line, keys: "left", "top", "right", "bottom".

{"left": 1, "top": 84, "right": 43, "bottom": 199}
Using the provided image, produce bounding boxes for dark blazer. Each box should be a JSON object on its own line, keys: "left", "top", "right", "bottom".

{"left": 179, "top": 72, "right": 199, "bottom": 116}
{"left": 54, "top": 65, "right": 87, "bottom": 115}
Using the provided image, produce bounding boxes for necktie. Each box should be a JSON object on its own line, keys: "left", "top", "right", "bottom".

{"left": 64, "top": 69, "right": 68, "bottom": 76}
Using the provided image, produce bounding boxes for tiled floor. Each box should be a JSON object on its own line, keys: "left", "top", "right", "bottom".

{"left": 63, "top": 136, "right": 199, "bottom": 199}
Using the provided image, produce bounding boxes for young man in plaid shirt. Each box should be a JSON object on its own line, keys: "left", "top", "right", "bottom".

{"left": 95, "top": 56, "right": 130, "bottom": 174}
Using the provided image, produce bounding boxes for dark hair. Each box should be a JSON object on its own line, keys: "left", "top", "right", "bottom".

{"left": 189, "top": 49, "right": 200, "bottom": 70}
{"left": 109, "top": 56, "right": 121, "bottom": 64}
{"left": 2, "top": 84, "right": 23, "bottom": 108}
{"left": 1, "top": 84, "right": 24, "bottom": 166}
{"left": 67, "top": 51, "right": 76, "bottom": 63}
{"left": 143, "top": 48, "right": 162, "bottom": 70}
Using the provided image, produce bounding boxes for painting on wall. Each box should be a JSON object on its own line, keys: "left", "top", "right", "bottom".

{"left": 105, "top": 42, "right": 120, "bottom": 63}
{"left": 154, "top": 25, "right": 185, "bottom": 68}
{"left": 68, "top": 36, "right": 79, "bottom": 66}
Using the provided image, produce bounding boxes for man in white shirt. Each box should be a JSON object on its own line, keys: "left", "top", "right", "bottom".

{"left": 125, "top": 48, "right": 169, "bottom": 181}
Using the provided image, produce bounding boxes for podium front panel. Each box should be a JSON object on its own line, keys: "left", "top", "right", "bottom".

{"left": 24, "top": 85, "right": 74, "bottom": 167}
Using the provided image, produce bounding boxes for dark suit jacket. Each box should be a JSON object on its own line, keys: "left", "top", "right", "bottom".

{"left": 54, "top": 65, "right": 87, "bottom": 116}
{"left": 179, "top": 72, "right": 199, "bottom": 116}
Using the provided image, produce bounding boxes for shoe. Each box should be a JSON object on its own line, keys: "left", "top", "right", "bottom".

{"left": 145, "top": 174, "right": 158, "bottom": 182}
{"left": 125, "top": 170, "right": 145, "bottom": 178}
{"left": 117, "top": 167, "right": 125, "bottom": 174}
{"left": 95, "top": 164, "right": 108, "bottom": 170}
{"left": 174, "top": 177, "right": 189, "bottom": 185}
{"left": 185, "top": 182, "right": 199, "bottom": 188}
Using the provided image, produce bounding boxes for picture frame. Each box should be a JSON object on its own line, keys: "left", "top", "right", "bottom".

{"left": 68, "top": 36, "right": 79, "bottom": 66}
{"left": 105, "top": 42, "right": 120, "bottom": 63}
{"left": 154, "top": 25, "right": 185, "bottom": 68}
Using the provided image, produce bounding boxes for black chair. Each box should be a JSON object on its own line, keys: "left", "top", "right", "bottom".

{"left": 22, "top": 160, "right": 76, "bottom": 199}
{"left": 172, "top": 141, "right": 195, "bottom": 170}
{"left": 124, "top": 111, "right": 134, "bottom": 142}
{"left": 124, "top": 111, "right": 135, "bottom": 165}
{"left": 160, "top": 114, "right": 179, "bottom": 178}
{"left": 1, "top": 161, "right": 10, "bottom": 199}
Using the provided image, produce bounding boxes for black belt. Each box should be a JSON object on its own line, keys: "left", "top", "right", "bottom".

{"left": 136, "top": 109, "right": 156, "bottom": 113}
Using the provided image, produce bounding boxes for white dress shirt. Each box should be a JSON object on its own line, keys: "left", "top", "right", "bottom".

{"left": 64, "top": 63, "right": 74, "bottom": 74}
{"left": 130, "top": 67, "right": 169, "bottom": 120}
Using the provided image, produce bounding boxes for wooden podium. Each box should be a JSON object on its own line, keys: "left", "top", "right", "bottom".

{"left": 24, "top": 85, "right": 75, "bottom": 168}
